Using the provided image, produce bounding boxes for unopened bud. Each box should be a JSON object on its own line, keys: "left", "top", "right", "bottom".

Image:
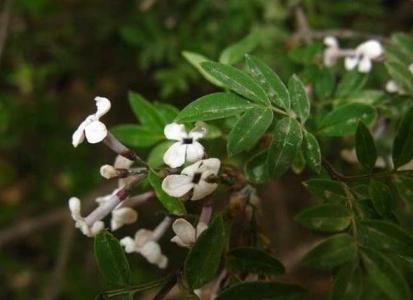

{"left": 100, "top": 165, "right": 118, "bottom": 179}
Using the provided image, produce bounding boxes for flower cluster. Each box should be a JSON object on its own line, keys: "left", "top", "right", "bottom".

{"left": 323, "top": 36, "right": 383, "bottom": 73}
{"left": 68, "top": 97, "right": 220, "bottom": 269}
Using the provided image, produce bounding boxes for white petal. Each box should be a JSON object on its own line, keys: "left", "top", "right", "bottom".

{"left": 72, "top": 126, "right": 86, "bottom": 148}
{"left": 386, "top": 80, "right": 400, "bottom": 93}
{"left": 358, "top": 56, "right": 372, "bottom": 73}
{"left": 100, "top": 165, "right": 118, "bottom": 179}
{"left": 356, "top": 40, "right": 383, "bottom": 59}
{"left": 114, "top": 155, "right": 133, "bottom": 169}
{"left": 170, "top": 235, "right": 189, "bottom": 248}
{"left": 120, "top": 237, "right": 137, "bottom": 253}
{"left": 140, "top": 241, "right": 162, "bottom": 264}
{"left": 164, "top": 123, "right": 187, "bottom": 140}
{"left": 91, "top": 221, "right": 105, "bottom": 236}
{"left": 172, "top": 218, "right": 196, "bottom": 246}
{"left": 198, "top": 158, "right": 221, "bottom": 175}
{"left": 95, "top": 97, "right": 111, "bottom": 118}
{"left": 161, "top": 175, "right": 193, "bottom": 198}
{"left": 85, "top": 120, "right": 108, "bottom": 144}
{"left": 344, "top": 56, "right": 359, "bottom": 70}
{"left": 111, "top": 207, "right": 138, "bottom": 231}
{"left": 181, "top": 160, "right": 203, "bottom": 176}
{"left": 324, "top": 36, "right": 339, "bottom": 48}
{"left": 189, "top": 125, "right": 207, "bottom": 140}
{"left": 191, "top": 180, "right": 218, "bottom": 201}
{"left": 68, "top": 197, "right": 82, "bottom": 220}
{"left": 135, "top": 229, "right": 153, "bottom": 247}
{"left": 157, "top": 255, "right": 168, "bottom": 269}
{"left": 185, "top": 142, "right": 204, "bottom": 163}
{"left": 163, "top": 142, "right": 187, "bottom": 168}
{"left": 196, "top": 222, "right": 208, "bottom": 238}
{"left": 409, "top": 63, "right": 413, "bottom": 75}
{"left": 323, "top": 49, "right": 338, "bottom": 67}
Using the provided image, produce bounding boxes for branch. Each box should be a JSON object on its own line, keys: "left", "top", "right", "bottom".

{"left": 0, "top": 0, "right": 13, "bottom": 67}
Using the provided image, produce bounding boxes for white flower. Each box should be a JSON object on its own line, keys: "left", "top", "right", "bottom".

{"left": 323, "top": 36, "right": 340, "bottom": 67}
{"left": 120, "top": 229, "right": 168, "bottom": 269}
{"left": 68, "top": 197, "right": 105, "bottom": 237}
{"left": 100, "top": 165, "right": 118, "bottom": 179}
{"left": 111, "top": 207, "right": 138, "bottom": 231}
{"left": 72, "top": 97, "right": 111, "bottom": 147}
{"left": 385, "top": 80, "right": 403, "bottom": 94}
{"left": 163, "top": 123, "right": 206, "bottom": 168}
{"left": 162, "top": 158, "right": 221, "bottom": 201}
{"left": 409, "top": 63, "right": 413, "bottom": 74}
{"left": 344, "top": 40, "right": 383, "bottom": 73}
{"left": 170, "top": 218, "right": 207, "bottom": 248}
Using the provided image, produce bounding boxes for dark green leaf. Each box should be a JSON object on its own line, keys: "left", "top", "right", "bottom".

{"left": 111, "top": 125, "right": 164, "bottom": 148}
{"left": 359, "top": 220, "right": 413, "bottom": 258}
{"left": 394, "top": 175, "right": 413, "bottom": 207}
{"left": 201, "top": 61, "right": 270, "bottom": 105}
{"left": 318, "top": 103, "right": 376, "bottom": 137}
{"left": 219, "top": 33, "right": 261, "bottom": 65}
{"left": 314, "top": 67, "right": 334, "bottom": 100}
{"left": 368, "top": 179, "right": 393, "bottom": 217}
{"left": 385, "top": 61, "right": 413, "bottom": 95}
{"left": 303, "top": 179, "right": 346, "bottom": 202}
{"left": 245, "top": 54, "right": 290, "bottom": 110}
{"left": 176, "top": 92, "right": 254, "bottom": 122}
{"left": 288, "top": 74, "right": 310, "bottom": 122}
{"left": 303, "top": 234, "right": 357, "bottom": 269}
{"left": 182, "top": 51, "right": 224, "bottom": 87}
{"left": 335, "top": 71, "right": 367, "bottom": 98}
{"left": 227, "top": 247, "right": 285, "bottom": 276}
{"left": 361, "top": 247, "right": 410, "bottom": 300}
{"left": 153, "top": 102, "right": 179, "bottom": 124}
{"left": 227, "top": 107, "right": 273, "bottom": 156}
{"left": 288, "top": 43, "right": 323, "bottom": 65}
{"left": 185, "top": 214, "right": 226, "bottom": 290}
{"left": 94, "top": 231, "right": 131, "bottom": 286}
{"left": 330, "top": 263, "right": 363, "bottom": 300}
{"left": 294, "top": 204, "right": 351, "bottom": 233}
{"left": 267, "top": 117, "right": 303, "bottom": 177}
{"left": 147, "top": 141, "right": 173, "bottom": 169}
{"left": 392, "top": 106, "right": 413, "bottom": 169}
{"left": 128, "top": 92, "right": 164, "bottom": 131}
{"left": 147, "top": 171, "right": 186, "bottom": 216}
{"left": 216, "top": 281, "right": 304, "bottom": 300}
{"left": 303, "top": 130, "right": 321, "bottom": 173}
{"left": 355, "top": 122, "right": 377, "bottom": 171}
{"left": 245, "top": 150, "right": 270, "bottom": 184}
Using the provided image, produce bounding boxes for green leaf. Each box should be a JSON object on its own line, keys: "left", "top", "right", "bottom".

{"left": 303, "top": 178, "right": 346, "bottom": 202}
{"left": 201, "top": 61, "right": 270, "bottom": 105}
{"left": 392, "top": 106, "right": 413, "bottom": 169}
{"left": 355, "top": 122, "right": 377, "bottom": 171}
{"left": 182, "top": 51, "right": 224, "bottom": 87}
{"left": 359, "top": 220, "right": 413, "bottom": 258}
{"left": 368, "top": 179, "right": 393, "bottom": 217}
{"left": 111, "top": 125, "right": 164, "bottom": 148}
{"left": 227, "top": 247, "right": 285, "bottom": 276}
{"left": 335, "top": 71, "right": 367, "bottom": 98}
{"left": 227, "top": 107, "right": 273, "bottom": 156}
{"left": 185, "top": 214, "right": 226, "bottom": 290}
{"left": 147, "top": 141, "right": 173, "bottom": 169}
{"left": 294, "top": 204, "right": 351, "bottom": 233}
{"left": 245, "top": 150, "right": 270, "bottom": 184}
{"left": 147, "top": 171, "right": 186, "bottom": 216}
{"left": 385, "top": 61, "right": 413, "bottom": 95}
{"left": 128, "top": 92, "right": 164, "bottom": 131}
{"left": 267, "top": 117, "right": 303, "bottom": 177}
{"left": 303, "top": 234, "right": 357, "bottom": 269}
{"left": 245, "top": 54, "right": 290, "bottom": 110}
{"left": 288, "top": 74, "right": 310, "bottom": 122}
{"left": 216, "top": 281, "right": 304, "bottom": 300}
{"left": 303, "top": 130, "right": 321, "bottom": 173}
{"left": 313, "top": 67, "right": 334, "bottom": 100}
{"left": 176, "top": 92, "right": 254, "bottom": 122}
{"left": 318, "top": 103, "right": 376, "bottom": 137}
{"left": 94, "top": 230, "right": 131, "bottom": 286}
{"left": 288, "top": 43, "right": 323, "bottom": 65}
{"left": 394, "top": 175, "right": 413, "bottom": 207}
{"left": 391, "top": 33, "right": 413, "bottom": 58}
{"left": 361, "top": 247, "right": 410, "bottom": 300}
{"left": 219, "top": 33, "right": 261, "bottom": 65}
{"left": 330, "top": 263, "right": 363, "bottom": 300}
{"left": 153, "top": 102, "right": 179, "bottom": 124}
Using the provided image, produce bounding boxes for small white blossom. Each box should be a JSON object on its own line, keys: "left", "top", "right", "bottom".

{"left": 385, "top": 80, "right": 403, "bottom": 94}
{"left": 170, "top": 218, "right": 207, "bottom": 248}
{"left": 120, "top": 229, "right": 168, "bottom": 269}
{"left": 163, "top": 123, "right": 206, "bottom": 168}
{"left": 68, "top": 197, "right": 105, "bottom": 237}
{"left": 409, "top": 63, "right": 413, "bottom": 74}
{"left": 323, "top": 36, "right": 341, "bottom": 67}
{"left": 100, "top": 164, "right": 118, "bottom": 179}
{"left": 162, "top": 158, "right": 221, "bottom": 201}
{"left": 344, "top": 40, "right": 383, "bottom": 73}
{"left": 72, "top": 97, "right": 111, "bottom": 147}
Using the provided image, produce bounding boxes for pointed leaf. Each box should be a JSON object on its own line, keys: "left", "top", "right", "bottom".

{"left": 245, "top": 150, "right": 270, "bottom": 184}
{"left": 147, "top": 141, "right": 173, "bottom": 169}
{"left": 288, "top": 74, "right": 310, "bottom": 122}
{"left": 303, "top": 130, "right": 321, "bottom": 173}
{"left": 111, "top": 125, "right": 164, "bottom": 148}
{"left": 335, "top": 71, "right": 367, "bottom": 98}
{"left": 128, "top": 92, "right": 165, "bottom": 131}
{"left": 303, "top": 179, "right": 346, "bottom": 202}
{"left": 392, "top": 106, "right": 413, "bottom": 169}
{"left": 153, "top": 102, "right": 179, "bottom": 124}
{"left": 330, "top": 263, "right": 363, "bottom": 300}
{"left": 219, "top": 33, "right": 261, "bottom": 65}
{"left": 368, "top": 179, "right": 393, "bottom": 217}
{"left": 355, "top": 121, "right": 377, "bottom": 170}
{"left": 182, "top": 51, "right": 224, "bottom": 87}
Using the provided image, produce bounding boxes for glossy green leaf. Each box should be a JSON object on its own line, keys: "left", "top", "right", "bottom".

{"left": 201, "top": 61, "right": 270, "bottom": 105}
{"left": 335, "top": 71, "right": 367, "bottom": 98}
{"left": 245, "top": 150, "right": 270, "bottom": 184}
{"left": 294, "top": 204, "right": 351, "bottom": 233}
{"left": 185, "top": 214, "right": 226, "bottom": 290}
{"left": 392, "top": 106, "right": 413, "bottom": 169}
{"left": 147, "top": 171, "right": 186, "bottom": 216}
{"left": 314, "top": 67, "right": 334, "bottom": 100}
{"left": 153, "top": 102, "right": 179, "bottom": 124}
{"left": 216, "top": 281, "right": 304, "bottom": 300}
{"left": 359, "top": 220, "right": 413, "bottom": 258}
{"left": 182, "top": 51, "right": 224, "bottom": 87}
{"left": 330, "top": 263, "right": 363, "bottom": 300}
{"left": 219, "top": 33, "right": 261, "bottom": 65}
{"left": 94, "top": 230, "right": 131, "bottom": 286}
{"left": 361, "top": 247, "right": 410, "bottom": 300}
{"left": 303, "top": 234, "right": 357, "bottom": 269}
{"left": 385, "top": 60, "right": 413, "bottom": 95}
{"left": 303, "top": 130, "right": 321, "bottom": 173}
{"left": 176, "top": 92, "right": 254, "bottom": 122}
{"left": 147, "top": 141, "right": 173, "bottom": 169}
{"left": 394, "top": 175, "right": 413, "bottom": 207}
{"left": 227, "top": 107, "right": 273, "bottom": 156}
{"left": 355, "top": 121, "right": 377, "bottom": 170}
{"left": 227, "top": 247, "right": 285, "bottom": 276}
{"left": 368, "top": 179, "right": 393, "bottom": 217}
{"left": 288, "top": 74, "right": 310, "bottom": 122}
{"left": 245, "top": 54, "right": 290, "bottom": 110}
{"left": 318, "top": 103, "right": 376, "bottom": 137}
{"left": 303, "top": 179, "right": 346, "bottom": 202}
{"left": 267, "top": 117, "right": 303, "bottom": 177}
{"left": 111, "top": 125, "right": 164, "bottom": 148}
{"left": 128, "top": 92, "right": 164, "bottom": 131}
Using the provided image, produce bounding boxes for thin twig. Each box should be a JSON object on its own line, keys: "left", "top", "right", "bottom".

{"left": 0, "top": 0, "right": 13, "bottom": 67}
